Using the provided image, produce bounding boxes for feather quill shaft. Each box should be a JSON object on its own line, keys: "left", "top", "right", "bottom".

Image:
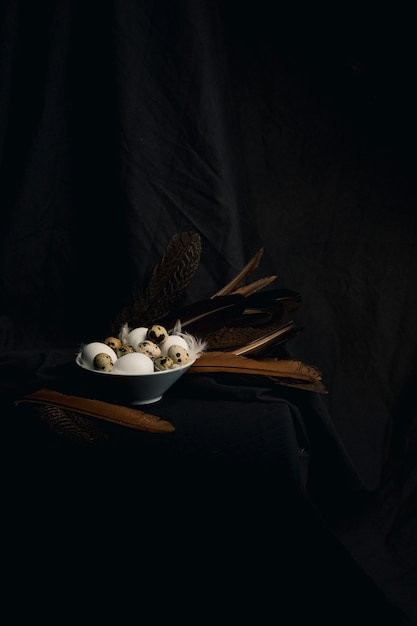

{"left": 231, "top": 275, "right": 278, "bottom": 296}
{"left": 212, "top": 247, "right": 265, "bottom": 297}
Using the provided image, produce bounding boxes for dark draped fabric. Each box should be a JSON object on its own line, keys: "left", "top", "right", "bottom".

{"left": 1, "top": 2, "right": 416, "bottom": 623}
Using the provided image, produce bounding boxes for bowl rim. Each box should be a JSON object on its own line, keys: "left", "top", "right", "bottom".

{"left": 75, "top": 354, "right": 195, "bottom": 377}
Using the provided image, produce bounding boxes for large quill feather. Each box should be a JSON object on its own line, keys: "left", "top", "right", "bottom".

{"left": 16, "top": 388, "right": 176, "bottom": 432}
{"left": 188, "top": 351, "right": 326, "bottom": 393}
{"left": 169, "top": 286, "right": 302, "bottom": 355}
{"left": 110, "top": 231, "right": 202, "bottom": 335}
{"left": 143, "top": 231, "right": 202, "bottom": 320}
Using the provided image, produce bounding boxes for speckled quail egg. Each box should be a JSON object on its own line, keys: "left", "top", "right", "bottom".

{"left": 117, "top": 344, "right": 135, "bottom": 357}
{"left": 93, "top": 352, "right": 114, "bottom": 372}
{"left": 147, "top": 325, "right": 169, "bottom": 345}
{"left": 160, "top": 334, "right": 189, "bottom": 356}
{"left": 104, "top": 336, "right": 122, "bottom": 352}
{"left": 112, "top": 352, "right": 154, "bottom": 375}
{"left": 79, "top": 342, "right": 118, "bottom": 370}
{"left": 153, "top": 355, "right": 174, "bottom": 371}
{"left": 167, "top": 344, "right": 190, "bottom": 365}
{"left": 125, "top": 327, "right": 148, "bottom": 348}
{"left": 136, "top": 340, "right": 161, "bottom": 359}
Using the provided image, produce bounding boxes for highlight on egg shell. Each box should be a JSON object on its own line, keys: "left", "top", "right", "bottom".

{"left": 79, "top": 341, "right": 118, "bottom": 370}
{"left": 111, "top": 351, "right": 154, "bottom": 375}
{"left": 125, "top": 326, "right": 148, "bottom": 349}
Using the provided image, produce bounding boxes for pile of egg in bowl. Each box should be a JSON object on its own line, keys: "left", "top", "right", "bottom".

{"left": 75, "top": 323, "right": 206, "bottom": 405}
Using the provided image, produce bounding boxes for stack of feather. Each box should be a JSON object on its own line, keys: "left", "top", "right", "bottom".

{"left": 108, "top": 232, "right": 326, "bottom": 393}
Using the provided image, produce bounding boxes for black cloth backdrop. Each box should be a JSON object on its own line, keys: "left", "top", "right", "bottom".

{"left": 1, "top": 1, "right": 417, "bottom": 623}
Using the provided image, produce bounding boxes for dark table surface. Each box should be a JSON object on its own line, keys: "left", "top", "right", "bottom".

{"left": 2, "top": 362, "right": 410, "bottom": 625}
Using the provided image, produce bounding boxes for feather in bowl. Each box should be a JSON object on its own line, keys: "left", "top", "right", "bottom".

{"left": 75, "top": 325, "right": 205, "bottom": 405}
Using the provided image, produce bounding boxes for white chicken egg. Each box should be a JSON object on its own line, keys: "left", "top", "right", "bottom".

{"left": 160, "top": 334, "right": 189, "bottom": 356}
{"left": 112, "top": 352, "right": 154, "bottom": 375}
{"left": 80, "top": 342, "right": 118, "bottom": 370}
{"left": 125, "top": 327, "right": 149, "bottom": 349}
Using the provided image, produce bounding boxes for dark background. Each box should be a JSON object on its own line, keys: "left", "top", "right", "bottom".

{"left": 1, "top": 1, "right": 416, "bottom": 623}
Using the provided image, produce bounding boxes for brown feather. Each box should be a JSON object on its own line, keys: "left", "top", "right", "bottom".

{"left": 163, "top": 294, "right": 246, "bottom": 336}
{"left": 231, "top": 275, "right": 278, "bottom": 296}
{"left": 144, "top": 231, "right": 202, "bottom": 319}
{"left": 203, "top": 314, "right": 300, "bottom": 351}
{"left": 35, "top": 404, "right": 108, "bottom": 442}
{"left": 110, "top": 231, "right": 202, "bottom": 334}
{"left": 231, "top": 321, "right": 302, "bottom": 356}
{"left": 188, "top": 351, "right": 326, "bottom": 393}
{"left": 212, "top": 247, "right": 265, "bottom": 297}
{"left": 16, "top": 388, "right": 176, "bottom": 433}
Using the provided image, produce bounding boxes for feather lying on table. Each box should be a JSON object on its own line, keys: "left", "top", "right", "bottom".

{"left": 110, "top": 231, "right": 202, "bottom": 335}
{"left": 187, "top": 351, "right": 326, "bottom": 393}
{"left": 34, "top": 404, "right": 108, "bottom": 443}
{"left": 16, "top": 388, "right": 176, "bottom": 433}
